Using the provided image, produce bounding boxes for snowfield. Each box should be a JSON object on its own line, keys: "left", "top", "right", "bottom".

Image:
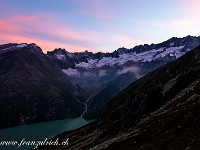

{"left": 76, "top": 46, "right": 185, "bottom": 69}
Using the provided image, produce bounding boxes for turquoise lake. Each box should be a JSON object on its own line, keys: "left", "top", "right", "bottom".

{"left": 0, "top": 117, "right": 93, "bottom": 150}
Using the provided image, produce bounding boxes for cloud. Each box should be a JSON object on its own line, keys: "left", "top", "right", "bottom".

{"left": 63, "top": 68, "right": 107, "bottom": 78}
{"left": 62, "top": 69, "right": 80, "bottom": 77}
{"left": 152, "top": 19, "right": 196, "bottom": 28}
{"left": 0, "top": 20, "right": 19, "bottom": 32}
{"left": 171, "top": 20, "right": 196, "bottom": 26}
{"left": 117, "top": 66, "right": 140, "bottom": 79}
{"left": 0, "top": 14, "right": 102, "bottom": 53}
{"left": 139, "top": 18, "right": 199, "bottom": 37}
{"left": 132, "top": 18, "right": 197, "bottom": 30}
{"left": 98, "top": 70, "right": 107, "bottom": 76}
{"left": 82, "top": 72, "right": 93, "bottom": 76}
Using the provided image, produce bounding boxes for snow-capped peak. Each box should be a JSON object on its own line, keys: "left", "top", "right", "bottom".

{"left": 75, "top": 46, "right": 185, "bottom": 69}
{"left": 47, "top": 35, "right": 200, "bottom": 69}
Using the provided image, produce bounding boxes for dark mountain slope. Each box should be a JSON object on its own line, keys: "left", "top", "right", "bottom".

{"left": 0, "top": 44, "right": 87, "bottom": 129}
{"left": 37, "top": 45, "right": 200, "bottom": 150}
{"left": 48, "top": 35, "right": 200, "bottom": 120}
{"left": 83, "top": 71, "right": 138, "bottom": 119}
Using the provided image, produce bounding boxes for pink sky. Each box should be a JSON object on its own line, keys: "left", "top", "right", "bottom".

{"left": 0, "top": 0, "right": 200, "bottom": 53}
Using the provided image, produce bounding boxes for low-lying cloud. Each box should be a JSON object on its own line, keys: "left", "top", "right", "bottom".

{"left": 62, "top": 69, "right": 81, "bottom": 77}
{"left": 98, "top": 70, "right": 107, "bottom": 76}
{"left": 117, "top": 66, "right": 141, "bottom": 79}
{"left": 62, "top": 69, "right": 107, "bottom": 77}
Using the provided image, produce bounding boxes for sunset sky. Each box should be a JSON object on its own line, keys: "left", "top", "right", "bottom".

{"left": 0, "top": 0, "right": 200, "bottom": 53}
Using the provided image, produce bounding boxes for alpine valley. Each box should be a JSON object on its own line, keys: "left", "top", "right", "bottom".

{"left": 0, "top": 35, "right": 200, "bottom": 130}
{"left": 36, "top": 39, "right": 200, "bottom": 150}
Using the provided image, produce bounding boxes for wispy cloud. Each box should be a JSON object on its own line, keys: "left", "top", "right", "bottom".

{"left": 132, "top": 19, "right": 196, "bottom": 28}
{"left": 117, "top": 66, "right": 141, "bottom": 79}
{"left": 0, "top": 14, "right": 102, "bottom": 53}
{"left": 152, "top": 19, "right": 198, "bottom": 33}
{"left": 1, "top": 0, "right": 199, "bottom": 53}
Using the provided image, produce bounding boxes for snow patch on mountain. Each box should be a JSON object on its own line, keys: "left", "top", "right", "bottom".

{"left": 1, "top": 46, "right": 16, "bottom": 51}
{"left": 154, "top": 46, "right": 185, "bottom": 59}
{"left": 17, "top": 44, "right": 27, "bottom": 48}
{"left": 66, "top": 53, "right": 75, "bottom": 58}
{"left": 170, "top": 42, "right": 174, "bottom": 46}
{"left": 76, "top": 46, "right": 185, "bottom": 69}
{"left": 55, "top": 54, "right": 66, "bottom": 60}
{"left": 1, "top": 44, "right": 28, "bottom": 53}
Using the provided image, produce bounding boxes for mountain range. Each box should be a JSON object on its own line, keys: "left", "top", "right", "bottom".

{"left": 36, "top": 41, "right": 200, "bottom": 150}
{"left": 0, "top": 35, "right": 200, "bottom": 129}
{"left": 47, "top": 35, "right": 200, "bottom": 120}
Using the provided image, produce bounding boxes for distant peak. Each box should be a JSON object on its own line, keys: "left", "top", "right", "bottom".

{"left": 56, "top": 48, "right": 68, "bottom": 52}
{"left": 29, "top": 43, "right": 37, "bottom": 46}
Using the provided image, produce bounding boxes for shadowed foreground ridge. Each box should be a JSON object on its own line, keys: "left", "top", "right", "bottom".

{"left": 37, "top": 45, "right": 200, "bottom": 150}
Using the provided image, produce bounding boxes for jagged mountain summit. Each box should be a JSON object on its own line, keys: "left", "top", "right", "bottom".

{"left": 47, "top": 35, "right": 200, "bottom": 69}
{"left": 36, "top": 44, "right": 200, "bottom": 150}
{"left": 47, "top": 35, "right": 200, "bottom": 120}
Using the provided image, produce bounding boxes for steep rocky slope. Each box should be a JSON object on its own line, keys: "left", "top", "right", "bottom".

{"left": 0, "top": 43, "right": 88, "bottom": 129}
{"left": 37, "top": 45, "right": 200, "bottom": 150}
